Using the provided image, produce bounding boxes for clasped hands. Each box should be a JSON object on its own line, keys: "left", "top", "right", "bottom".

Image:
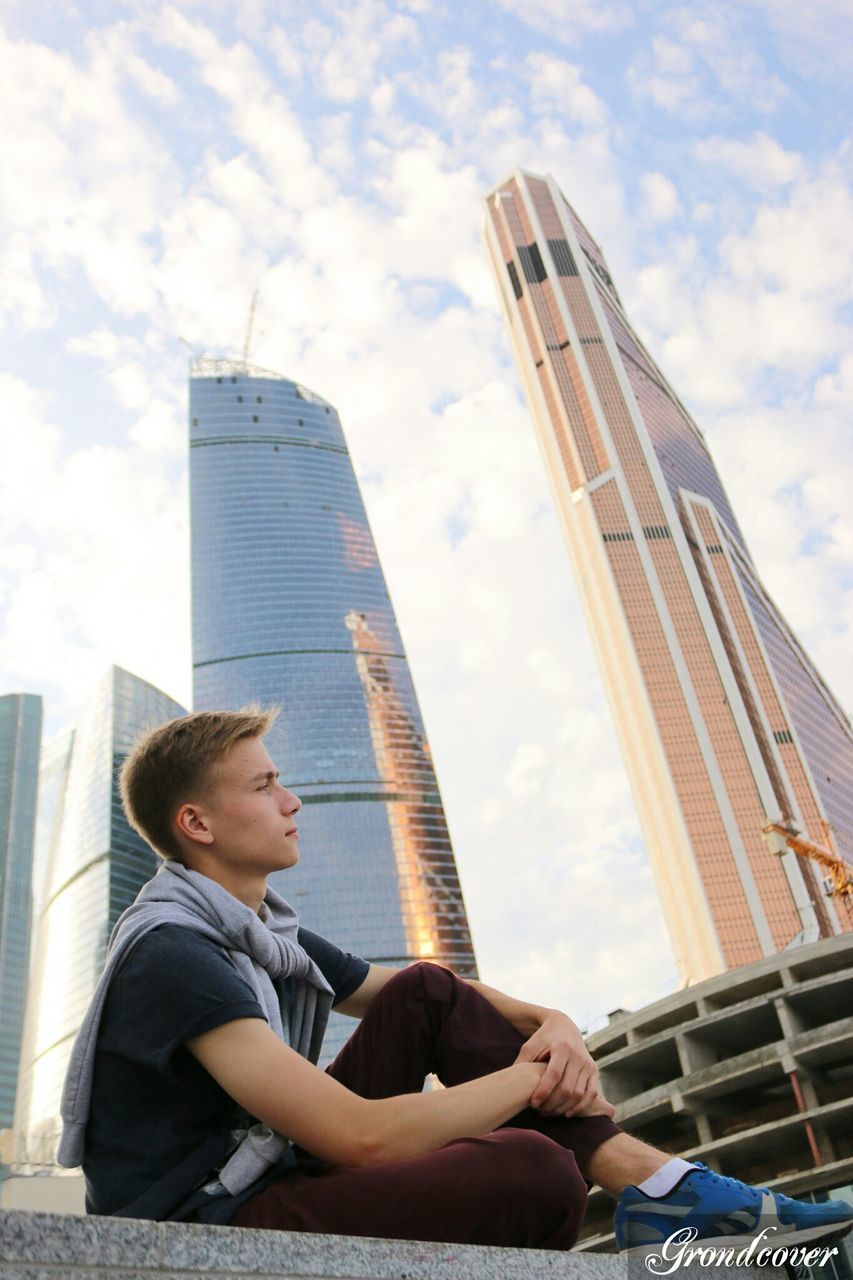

{"left": 514, "top": 1011, "right": 615, "bottom": 1119}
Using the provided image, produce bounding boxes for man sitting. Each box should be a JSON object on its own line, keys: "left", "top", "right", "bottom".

{"left": 58, "top": 707, "right": 853, "bottom": 1254}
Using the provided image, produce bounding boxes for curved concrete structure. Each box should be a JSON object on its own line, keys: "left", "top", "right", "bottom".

{"left": 578, "top": 934, "right": 853, "bottom": 1252}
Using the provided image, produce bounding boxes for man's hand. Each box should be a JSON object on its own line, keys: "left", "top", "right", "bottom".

{"left": 514, "top": 1011, "right": 612, "bottom": 1118}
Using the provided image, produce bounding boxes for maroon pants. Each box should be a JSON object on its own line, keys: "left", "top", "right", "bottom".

{"left": 231, "top": 962, "right": 622, "bottom": 1249}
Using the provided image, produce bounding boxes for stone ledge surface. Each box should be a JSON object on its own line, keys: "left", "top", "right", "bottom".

{"left": 0, "top": 1213, "right": 159, "bottom": 1268}
{"left": 0, "top": 1208, "right": 786, "bottom": 1280}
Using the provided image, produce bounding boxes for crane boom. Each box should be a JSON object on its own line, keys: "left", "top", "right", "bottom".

{"left": 243, "top": 288, "right": 259, "bottom": 365}
{"left": 763, "top": 818, "right": 853, "bottom": 898}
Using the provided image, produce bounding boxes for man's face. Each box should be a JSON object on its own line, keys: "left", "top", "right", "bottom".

{"left": 196, "top": 735, "right": 301, "bottom": 873}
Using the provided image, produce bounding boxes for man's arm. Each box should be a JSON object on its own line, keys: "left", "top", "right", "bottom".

{"left": 334, "top": 963, "right": 398, "bottom": 1018}
{"left": 186, "top": 1017, "right": 546, "bottom": 1168}
{"left": 338, "top": 963, "right": 605, "bottom": 1119}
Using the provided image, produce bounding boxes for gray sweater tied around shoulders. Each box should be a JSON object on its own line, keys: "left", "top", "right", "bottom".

{"left": 57, "top": 859, "right": 334, "bottom": 1197}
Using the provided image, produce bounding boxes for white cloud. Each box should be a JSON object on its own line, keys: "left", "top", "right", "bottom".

{"left": 627, "top": 32, "right": 704, "bottom": 116}
{"left": 630, "top": 71, "right": 697, "bottom": 113}
{"left": 506, "top": 743, "right": 549, "bottom": 801}
{"left": 695, "top": 131, "right": 802, "bottom": 188}
{"left": 0, "top": 377, "right": 62, "bottom": 522}
{"left": 370, "top": 135, "right": 488, "bottom": 298}
{"left": 315, "top": 0, "right": 418, "bottom": 102}
{"left": 486, "top": 856, "right": 678, "bottom": 1032}
{"left": 154, "top": 193, "right": 271, "bottom": 348}
{"left": 66, "top": 328, "right": 187, "bottom": 458}
{"left": 267, "top": 27, "right": 303, "bottom": 79}
{"left": 675, "top": 9, "right": 788, "bottom": 108}
{"left": 651, "top": 34, "right": 694, "bottom": 75}
{"left": 525, "top": 52, "right": 608, "bottom": 128}
{"left": 0, "top": 235, "right": 54, "bottom": 332}
{"left": 740, "top": 0, "right": 853, "bottom": 75}
{"left": 154, "top": 7, "right": 332, "bottom": 209}
{"left": 815, "top": 351, "right": 853, "bottom": 410}
{"left": 640, "top": 171, "right": 681, "bottom": 221}
{"left": 232, "top": 0, "right": 275, "bottom": 41}
{"left": 204, "top": 149, "right": 289, "bottom": 252}
{"left": 88, "top": 24, "right": 181, "bottom": 106}
{"left": 629, "top": 9, "right": 787, "bottom": 118}
{"left": 631, "top": 161, "right": 853, "bottom": 408}
{"left": 493, "top": 0, "right": 635, "bottom": 42}
{"left": 719, "top": 171, "right": 853, "bottom": 298}
{"left": 0, "top": 373, "right": 190, "bottom": 726}
{"left": 705, "top": 400, "right": 853, "bottom": 703}
{"left": 0, "top": 22, "right": 179, "bottom": 322}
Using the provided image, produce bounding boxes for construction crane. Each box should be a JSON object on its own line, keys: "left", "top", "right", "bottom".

{"left": 242, "top": 288, "right": 259, "bottom": 366}
{"left": 763, "top": 817, "right": 853, "bottom": 899}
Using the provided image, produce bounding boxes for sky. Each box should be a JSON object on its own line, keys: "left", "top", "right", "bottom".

{"left": 1, "top": 0, "right": 852, "bottom": 1031}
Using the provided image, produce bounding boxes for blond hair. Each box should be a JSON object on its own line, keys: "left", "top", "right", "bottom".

{"left": 118, "top": 705, "right": 280, "bottom": 861}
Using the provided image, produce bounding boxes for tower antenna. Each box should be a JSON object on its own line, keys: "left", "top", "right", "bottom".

{"left": 243, "top": 288, "right": 259, "bottom": 366}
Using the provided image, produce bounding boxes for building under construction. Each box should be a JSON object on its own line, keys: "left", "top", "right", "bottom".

{"left": 579, "top": 932, "right": 853, "bottom": 1261}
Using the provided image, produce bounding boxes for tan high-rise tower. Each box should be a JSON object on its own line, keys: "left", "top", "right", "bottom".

{"left": 484, "top": 170, "right": 853, "bottom": 982}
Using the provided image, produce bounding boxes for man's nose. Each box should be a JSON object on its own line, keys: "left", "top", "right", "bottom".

{"left": 282, "top": 788, "right": 301, "bottom": 814}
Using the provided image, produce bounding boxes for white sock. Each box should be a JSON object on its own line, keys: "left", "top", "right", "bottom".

{"left": 637, "top": 1158, "right": 699, "bottom": 1198}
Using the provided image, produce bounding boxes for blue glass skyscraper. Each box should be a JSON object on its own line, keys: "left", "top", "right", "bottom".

{"left": 0, "top": 693, "right": 42, "bottom": 1134}
{"left": 190, "top": 357, "right": 476, "bottom": 1052}
{"left": 13, "top": 667, "right": 185, "bottom": 1167}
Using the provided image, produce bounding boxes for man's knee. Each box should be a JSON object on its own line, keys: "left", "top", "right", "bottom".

{"left": 498, "top": 1129, "right": 585, "bottom": 1194}
{"left": 489, "top": 1130, "right": 588, "bottom": 1247}
{"left": 382, "top": 960, "right": 456, "bottom": 999}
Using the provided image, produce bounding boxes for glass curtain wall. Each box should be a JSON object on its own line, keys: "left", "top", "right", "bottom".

{"left": 13, "top": 668, "right": 185, "bottom": 1168}
{"left": 190, "top": 358, "right": 477, "bottom": 1057}
{"left": 0, "top": 693, "right": 42, "bottom": 1134}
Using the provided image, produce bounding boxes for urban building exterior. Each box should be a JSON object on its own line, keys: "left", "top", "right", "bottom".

{"left": 189, "top": 357, "right": 477, "bottom": 1054}
{"left": 0, "top": 693, "right": 42, "bottom": 1134}
{"left": 12, "top": 667, "right": 185, "bottom": 1169}
{"left": 484, "top": 170, "right": 853, "bottom": 984}
{"left": 27, "top": 730, "right": 74, "bottom": 959}
{"left": 579, "top": 932, "right": 853, "bottom": 1268}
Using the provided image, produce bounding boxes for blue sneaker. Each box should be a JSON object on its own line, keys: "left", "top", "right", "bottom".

{"left": 615, "top": 1164, "right": 853, "bottom": 1256}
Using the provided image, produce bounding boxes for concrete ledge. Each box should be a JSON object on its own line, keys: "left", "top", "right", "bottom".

{"left": 0, "top": 1209, "right": 787, "bottom": 1280}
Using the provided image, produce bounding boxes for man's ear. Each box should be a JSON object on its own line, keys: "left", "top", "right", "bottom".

{"left": 175, "top": 802, "right": 215, "bottom": 847}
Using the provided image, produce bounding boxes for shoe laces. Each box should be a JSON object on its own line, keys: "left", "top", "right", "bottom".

{"left": 691, "top": 1164, "right": 770, "bottom": 1200}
